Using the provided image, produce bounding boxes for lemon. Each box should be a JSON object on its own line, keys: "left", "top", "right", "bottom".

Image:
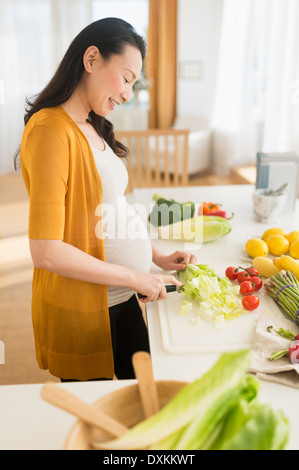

{"left": 289, "top": 239, "right": 299, "bottom": 259}
{"left": 245, "top": 238, "right": 269, "bottom": 258}
{"left": 262, "top": 227, "right": 287, "bottom": 241}
{"left": 266, "top": 234, "right": 289, "bottom": 256}
{"left": 287, "top": 230, "right": 299, "bottom": 244}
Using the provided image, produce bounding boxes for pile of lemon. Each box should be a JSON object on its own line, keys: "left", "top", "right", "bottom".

{"left": 245, "top": 228, "right": 299, "bottom": 259}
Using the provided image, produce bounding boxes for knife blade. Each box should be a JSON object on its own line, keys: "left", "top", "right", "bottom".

{"left": 137, "top": 284, "right": 185, "bottom": 299}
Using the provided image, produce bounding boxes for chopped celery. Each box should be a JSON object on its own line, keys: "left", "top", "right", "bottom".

{"left": 179, "top": 299, "right": 193, "bottom": 316}
{"left": 178, "top": 264, "right": 245, "bottom": 324}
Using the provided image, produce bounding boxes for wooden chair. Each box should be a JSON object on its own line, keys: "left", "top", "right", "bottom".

{"left": 115, "top": 128, "right": 190, "bottom": 193}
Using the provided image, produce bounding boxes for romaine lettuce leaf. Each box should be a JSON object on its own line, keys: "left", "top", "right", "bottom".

{"left": 97, "top": 350, "right": 252, "bottom": 450}
{"left": 209, "top": 399, "right": 289, "bottom": 450}
{"left": 93, "top": 350, "right": 289, "bottom": 451}
{"left": 154, "top": 375, "right": 260, "bottom": 450}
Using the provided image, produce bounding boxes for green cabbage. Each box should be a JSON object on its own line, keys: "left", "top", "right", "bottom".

{"left": 157, "top": 215, "right": 232, "bottom": 242}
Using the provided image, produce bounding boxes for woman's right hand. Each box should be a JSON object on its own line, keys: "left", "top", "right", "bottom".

{"left": 130, "top": 271, "right": 182, "bottom": 303}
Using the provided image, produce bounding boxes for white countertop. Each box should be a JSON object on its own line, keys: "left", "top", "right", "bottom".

{"left": 134, "top": 184, "right": 299, "bottom": 450}
{"left": 0, "top": 379, "right": 136, "bottom": 450}
{"left": 1, "top": 184, "right": 298, "bottom": 450}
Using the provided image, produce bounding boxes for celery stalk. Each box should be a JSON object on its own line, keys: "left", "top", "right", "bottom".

{"left": 178, "top": 264, "right": 245, "bottom": 323}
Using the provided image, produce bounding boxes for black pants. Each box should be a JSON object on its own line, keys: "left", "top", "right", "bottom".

{"left": 60, "top": 295, "right": 150, "bottom": 382}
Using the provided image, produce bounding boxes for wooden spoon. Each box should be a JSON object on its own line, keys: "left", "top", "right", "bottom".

{"left": 132, "top": 351, "right": 159, "bottom": 418}
{"left": 41, "top": 383, "right": 128, "bottom": 438}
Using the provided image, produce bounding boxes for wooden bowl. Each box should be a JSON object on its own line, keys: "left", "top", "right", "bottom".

{"left": 64, "top": 380, "right": 187, "bottom": 450}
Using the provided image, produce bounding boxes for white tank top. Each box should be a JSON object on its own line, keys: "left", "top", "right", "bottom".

{"left": 91, "top": 142, "right": 153, "bottom": 307}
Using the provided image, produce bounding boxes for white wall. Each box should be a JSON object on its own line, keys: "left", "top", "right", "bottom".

{"left": 177, "top": 0, "right": 223, "bottom": 120}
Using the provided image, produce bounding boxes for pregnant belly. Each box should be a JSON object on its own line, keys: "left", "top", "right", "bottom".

{"left": 104, "top": 235, "right": 153, "bottom": 273}
{"left": 105, "top": 235, "right": 153, "bottom": 307}
{"left": 102, "top": 202, "right": 153, "bottom": 306}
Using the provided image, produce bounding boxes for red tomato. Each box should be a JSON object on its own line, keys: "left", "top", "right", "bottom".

{"left": 245, "top": 267, "right": 259, "bottom": 276}
{"left": 240, "top": 281, "right": 254, "bottom": 296}
{"left": 242, "top": 295, "right": 260, "bottom": 311}
{"left": 225, "top": 266, "right": 239, "bottom": 281}
{"left": 237, "top": 271, "right": 252, "bottom": 284}
{"left": 250, "top": 276, "right": 263, "bottom": 291}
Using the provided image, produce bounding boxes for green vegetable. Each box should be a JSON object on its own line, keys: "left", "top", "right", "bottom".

{"left": 264, "top": 270, "right": 299, "bottom": 325}
{"left": 178, "top": 264, "right": 245, "bottom": 324}
{"left": 158, "top": 215, "right": 232, "bottom": 242}
{"left": 148, "top": 193, "right": 195, "bottom": 227}
{"left": 267, "top": 325, "right": 297, "bottom": 340}
{"left": 179, "top": 299, "right": 193, "bottom": 316}
{"left": 96, "top": 349, "right": 253, "bottom": 450}
{"left": 267, "top": 325, "right": 299, "bottom": 362}
{"left": 155, "top": 374, "right": 259, "bottom": 450}
{"left": 209, "top": 399, "right": 289, "bottom": 450}
{"left": 178, "top": 263, "right": 215, "bottom": 284}
{"left": 93, "top": 350, "right": 289, "bottom": 450}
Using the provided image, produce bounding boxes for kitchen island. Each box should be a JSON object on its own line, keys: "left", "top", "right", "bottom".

{"left": 135, "top": 184, "right": 299, "bottom": 450}
{"left": 1, "top": 184, "right": 298, "bottom": 450}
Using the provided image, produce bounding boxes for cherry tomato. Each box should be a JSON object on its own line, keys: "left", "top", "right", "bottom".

{"left": 250, "top": 276, "right": 263, "bottom": 291}
{"left": 242, "top": 294, "right": 259, "bottom": 311}
{"left": 245, "top": 267, "right": 259, "bottom": 276}
{"left": 240, "top": 281, "right": 254, "bottom": 296}
{"left": 225, "top": 266, "right": 239, "bottom": 281}
{"left": 237, "top": 271, "right": 252, "bottom": 284}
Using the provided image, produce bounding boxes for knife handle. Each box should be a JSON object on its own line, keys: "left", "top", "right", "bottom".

{"left": 137, "top": 284, "right": 177, "bottom": 299}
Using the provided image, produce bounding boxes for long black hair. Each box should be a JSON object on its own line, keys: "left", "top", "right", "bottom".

{"left": 14, "top": 17, "right": 146, "bottom": 169}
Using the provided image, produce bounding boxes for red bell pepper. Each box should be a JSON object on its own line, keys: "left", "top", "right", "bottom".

{"left": 205, "top": 210, "right": 234, "bottom": 220}
{"left": 199, "top": 202, "right": 222, "bottom": 215}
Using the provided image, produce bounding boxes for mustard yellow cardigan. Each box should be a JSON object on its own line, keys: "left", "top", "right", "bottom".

{"left": 20, "top": 106, "right": 114, "bottom": 380}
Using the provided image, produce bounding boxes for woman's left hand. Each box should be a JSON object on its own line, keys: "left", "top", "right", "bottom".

{"left": 155, "top": 250, "right": 197, "bottom": 272}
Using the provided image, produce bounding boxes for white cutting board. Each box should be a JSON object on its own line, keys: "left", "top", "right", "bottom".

{"left": 158, "top": 282, "right": 278, "bottom": 354}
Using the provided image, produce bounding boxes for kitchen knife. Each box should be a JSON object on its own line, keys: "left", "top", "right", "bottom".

{"left": 137, "top": 284, "right": 184, "bottom": 299}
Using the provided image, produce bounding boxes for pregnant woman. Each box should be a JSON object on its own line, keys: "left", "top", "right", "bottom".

{"left": 16, "top": 18, "right": 196, "bottom": 381}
